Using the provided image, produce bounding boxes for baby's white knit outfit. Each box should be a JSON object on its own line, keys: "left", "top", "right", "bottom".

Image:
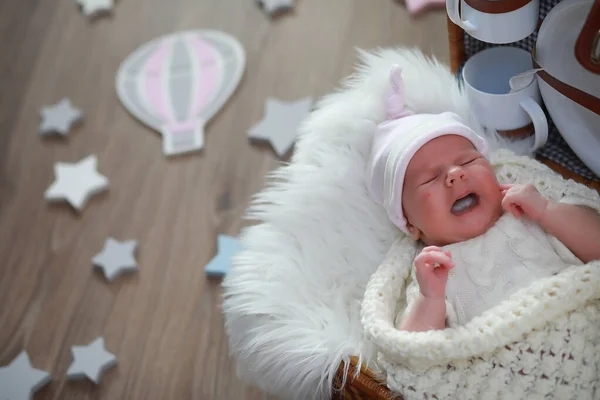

{"left": 403, "top": 212, "right": 583, "bottom": 328}
{"left": 363, "top": 150, "right": 600, "bottom": 399}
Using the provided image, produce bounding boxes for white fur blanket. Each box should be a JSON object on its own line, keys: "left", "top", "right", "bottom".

{"left": 221, "top": 47, "right": 543, "bottom": 400}
{"left": 361, "top": 149, "right": 600, "bottom": 399}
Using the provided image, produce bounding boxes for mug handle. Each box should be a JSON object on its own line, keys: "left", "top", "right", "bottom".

{"left": 446, "top": 0, "right": 476, "bottom": 32}
{"left": 519, "top": 97, "right": 548, "bottom": 151}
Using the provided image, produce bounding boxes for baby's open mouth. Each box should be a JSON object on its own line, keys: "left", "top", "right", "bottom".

{"left": 451, "top": 193, "right": 479, "bottom": 215}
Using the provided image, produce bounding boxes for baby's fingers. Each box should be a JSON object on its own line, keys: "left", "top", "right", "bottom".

{"left": 420, "top": 247, "right": 452, "bottom": 261}
{"left": 421, "top": 245, "right": 443, "bottom": 254}
{"left": 498, "top": 183, "right": 515, "bottom": 191}
{"left": 423, "top": 252, "right": 455, "bottom": 270}
{"left": 501, "top": 195, "right": 523, "bottom": 218}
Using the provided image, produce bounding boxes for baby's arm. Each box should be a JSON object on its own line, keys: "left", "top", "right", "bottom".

{"left": 538, "top": 200, "right": 600, "bottom": 263}
{"left": 501, "top": 183, "right": 600, "bottom": 263}
{"left": 399, "top": 294, "right": 447, "bottom": 332}
{"left": 398, "top": 246, "right": 453, "bottom": 332}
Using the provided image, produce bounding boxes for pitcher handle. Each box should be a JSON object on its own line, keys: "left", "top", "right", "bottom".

{"left": 575, "top": 0, "right": 600, "bottom": 74}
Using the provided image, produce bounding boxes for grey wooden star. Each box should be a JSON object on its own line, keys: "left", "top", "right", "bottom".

{"left": 248, "top": 97, "right": 313, "bottom": 158}
{"left": 92, "top": 237, "right": 138, "bottom": 282}
{"left": 76, "top": 0, "right": 114, "bottom": 17}
{"left": 44, "top": 155, "right": 109, "bottom": 212}
{"left": 67, "top": 337, "right": 117, "bottom": 384}
{"left": 256, "top": 0, "right": 295, "bottom": 16}
{"left": 0, "top": 351, "right": 51, "bottom": 400}
{"left": 38, "top": 98, "right": 83, "bottom": 136}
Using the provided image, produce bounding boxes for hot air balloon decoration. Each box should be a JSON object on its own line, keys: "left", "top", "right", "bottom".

{"left": 116, "top": 30, "right": 246, "bottom": 156}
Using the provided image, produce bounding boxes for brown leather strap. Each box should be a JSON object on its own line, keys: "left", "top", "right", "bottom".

{"left": 463, "top": 0, "right": 531, "bottom": 14}
{"left": 532, "top": 48, "right": 600, "bottom": 116}
{"left": 575, "top": 0, "right": 600, "bottom": 74}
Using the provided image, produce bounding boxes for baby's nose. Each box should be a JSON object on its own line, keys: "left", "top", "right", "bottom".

{"left": 445, "top": 167, "right": 466, "bottom": 186}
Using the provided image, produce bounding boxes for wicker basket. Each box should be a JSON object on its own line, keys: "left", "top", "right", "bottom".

{"left": 332, "top": 357, "right": 394, "bottom": 400}
{"left": 331, "top": 14, "right": 600, "bottom": 399}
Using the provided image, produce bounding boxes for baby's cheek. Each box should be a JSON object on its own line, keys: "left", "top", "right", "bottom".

{"left": 420, "top": 190, "right": 434, "bottom": 204}
{"left": 416, "top": 192, "right": 436, "bottom": 216}
{"left": 422, "top": 190, "right": 448, "bottom": 216}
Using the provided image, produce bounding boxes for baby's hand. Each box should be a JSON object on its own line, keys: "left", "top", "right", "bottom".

{"left": 500, "top": 183, "right": 549, "bottom": 222}
{"left": 414, "top": 246, "right": 455, "bottom": 299}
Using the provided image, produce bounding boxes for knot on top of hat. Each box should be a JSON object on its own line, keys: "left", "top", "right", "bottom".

{"left": 385, "top": 65, "right": 414, "bottom": 120}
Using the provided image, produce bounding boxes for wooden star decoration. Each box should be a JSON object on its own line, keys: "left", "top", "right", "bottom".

{"left": 248, "top": 97, "right": 313, "bottom": 158}
{"left": 38, "top": 98, "right": 83, "bottom": 137}
{"left": 0, "top": 351, "right": 51, "bottom": 400}
{"left": 76, "top": 0, "right": 114, "bottom": 17}
{"left": 256, "top": 0, "right": 295, "bottom": 16}
{"left": 92, "top": 237, "right": 138, "bottom": 282}
{"left": 44, "top": 155, "right": 109, "bottom": 212}
{"left": 67, "top": 337, "right": 117, "bottom": 384}
{"left": 204, "top": 235, "right": 242, "bottom": 278}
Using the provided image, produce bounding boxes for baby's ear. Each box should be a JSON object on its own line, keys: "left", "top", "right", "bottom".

{"left": 406, "top": 221, "right": 421, "bottom": 241}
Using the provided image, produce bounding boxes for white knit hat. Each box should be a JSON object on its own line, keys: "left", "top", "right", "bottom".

{"left": 366, "top": 65, "right": 489, "bottom": 234}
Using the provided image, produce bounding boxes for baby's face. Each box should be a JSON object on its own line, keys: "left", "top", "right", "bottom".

{"left": 401, "top": 135, "right": 503, "bottom": 246}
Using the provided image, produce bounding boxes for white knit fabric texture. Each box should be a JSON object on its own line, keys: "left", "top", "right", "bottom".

{"left": 419, "top": 212, "right": 581, "bottom": 327}
{"left": 361, "top": 148, "right": 600, "bottom": 400}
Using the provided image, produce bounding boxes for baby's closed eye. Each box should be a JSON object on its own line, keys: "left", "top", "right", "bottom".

{"left": 421, "top": 174, "right": 439, "bottom": 185}
{"left": 460, "top": 157, "right": 480, "bottom": 166}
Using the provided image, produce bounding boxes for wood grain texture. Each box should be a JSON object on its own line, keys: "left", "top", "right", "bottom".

{"left": 0, "top": 0, "right": 449, "bottom": 399}
{"left": 447, "top": 18, "right": 466, "bottom": 74}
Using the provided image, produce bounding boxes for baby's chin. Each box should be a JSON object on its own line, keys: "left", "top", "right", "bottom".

{"left": 422, "top": 207, "right": 502, "bottom": 246}
{"left": 447, "top": 207, "right": 501, "bottom": 243}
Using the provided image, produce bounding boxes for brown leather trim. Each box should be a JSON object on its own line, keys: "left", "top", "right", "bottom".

{"left": 575, "top": 0, "right": 600, "bottom": 74}
{"left": 463, "top": 0, "right": 531, "bottom": 14}
{"left": 532, "top": 48, "right": 600, "bottom": 116}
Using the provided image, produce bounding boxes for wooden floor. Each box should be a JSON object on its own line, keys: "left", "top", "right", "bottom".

{"left": 0, "top": 0, "right": 450, "bottom": 399}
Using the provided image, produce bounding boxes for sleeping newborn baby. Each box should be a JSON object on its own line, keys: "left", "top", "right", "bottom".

{"left": 366, "top": 66, "right": 600, "bottom": 331}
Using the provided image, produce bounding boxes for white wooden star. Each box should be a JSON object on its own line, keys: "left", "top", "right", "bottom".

{"left": 38, "top": 98, "right": 83, "bottom": 137}
{"left": 0, "top": 351, "right": 51, "bottom": 400}
{"left": 92, "top": 237, "right": 138, "bottom": 282}
{"left": 256, "top": 0, "right": 295, "bottom": 16}
{"left": 44, "top": 155, "right": 109, "bottom": 212}
{"left": 76, "top": 0, "right": 114, "bottom": 17}
{"left": 67, "top": 337, "right": 117, "bottom": 384}
{"left": 248, "top": 97, "right": 313, "bottom": 158}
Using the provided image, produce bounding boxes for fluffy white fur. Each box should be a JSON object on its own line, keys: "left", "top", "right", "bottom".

{"left": 221, "top": 47, "right": 535, "bottom": 400}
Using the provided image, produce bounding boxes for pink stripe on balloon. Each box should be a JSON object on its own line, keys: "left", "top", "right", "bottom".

{"left": 189, "top": 37, "right": 221, "bottom": 118}
{"left": 144, "top": 40, "right": 173, "bottom": 121}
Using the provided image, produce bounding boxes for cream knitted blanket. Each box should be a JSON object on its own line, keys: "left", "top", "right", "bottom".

{"left": 361, "top": 148, "right": 600, "bottom": 400}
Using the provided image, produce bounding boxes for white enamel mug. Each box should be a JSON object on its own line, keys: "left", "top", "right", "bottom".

{"left": 447, "top": 0, "right": 539, "bottom": 44}
{"left": 462, "top": 46, "right": 548, "bottom": 151}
